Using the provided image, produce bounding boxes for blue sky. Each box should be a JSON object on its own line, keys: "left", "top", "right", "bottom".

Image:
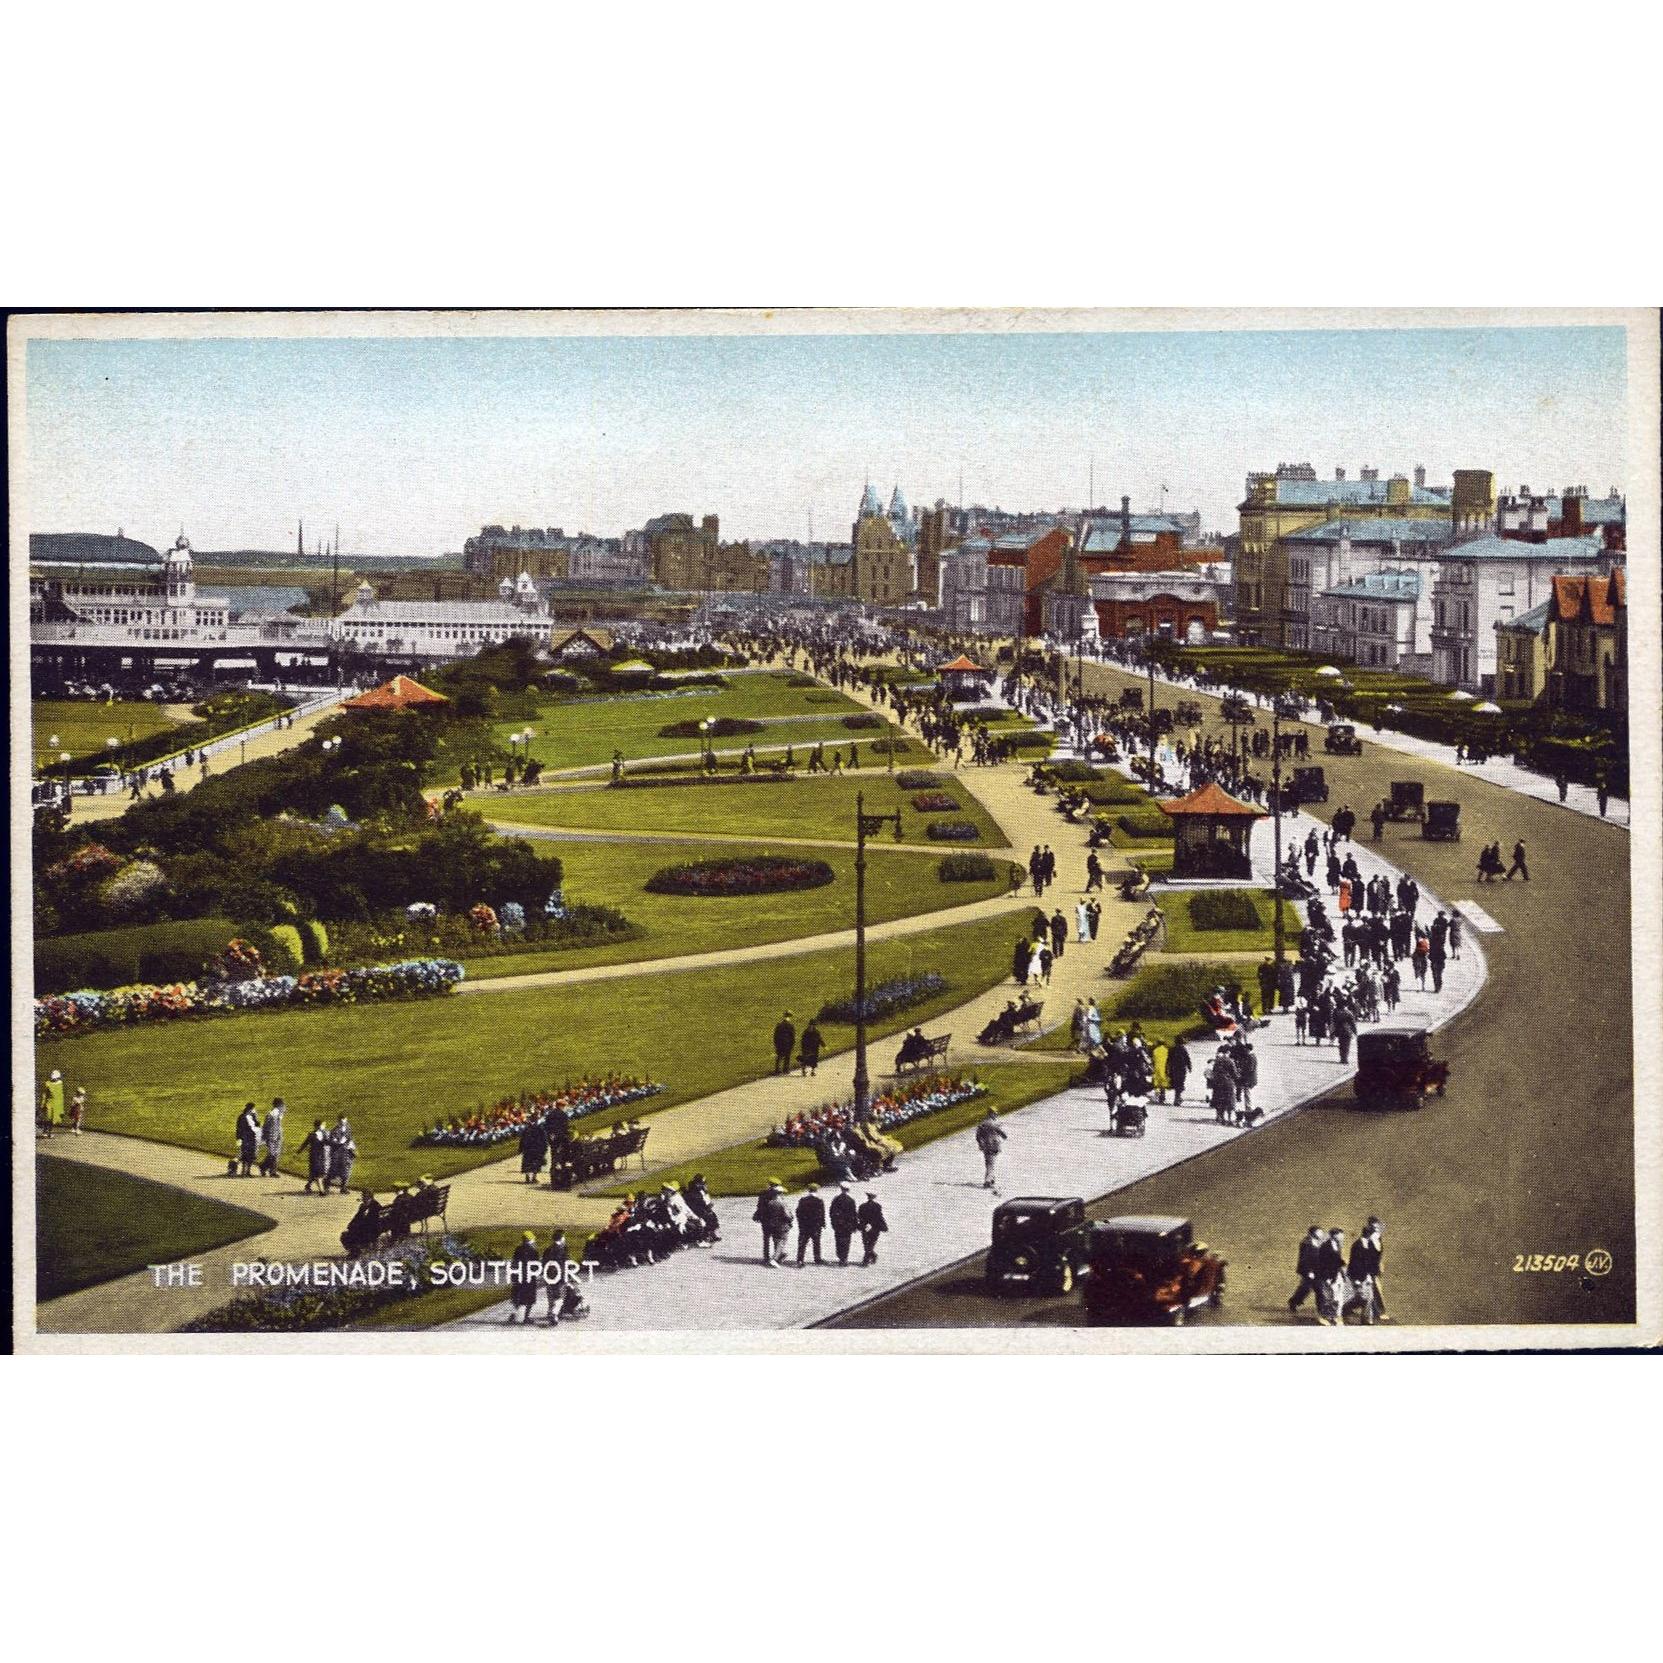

{"left": 24, "top": 324, "right": 1628, "bottom": 554}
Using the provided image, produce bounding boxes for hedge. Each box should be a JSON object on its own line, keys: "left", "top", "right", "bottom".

{"left": 35, "top": 916, "right": 241, "bottom": 995}
{"left": 1116, "top": 809, "right": 1173, "bottom": 841}
{"left": 267, "top": 923, "right": 306, "bottom": 970}
{"left": 643, "top": 856, "right": 835, "bottom": 896}
{"left": 1114, "top": 961, "right": 1247, "bottom": 1020}
{"left": 657, "top": 715, "right": 764, "bottom": 739}
{"left": 301, "top": 919, "right": 329, "bottom": 965}
{"left": 842, "top": 713, "right": 885, "bottom": 730}
{"left": 1187, "top": 891, "right": 1262, "bottom": 932}
{"left": 937, "top": 853, "right": 999, "bottom": 883}
{"left": 1045, "top": 760, "right": 1102, "bottom": 783}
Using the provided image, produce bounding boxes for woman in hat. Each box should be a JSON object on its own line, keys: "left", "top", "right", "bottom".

{"left": 39, "top": 1071, "right": 66, "bottom": 1138}
{"left": 299, "top": 1119, "right": 331, "bottom": 1193}
{"left": 509, "top": 1231, "right": 541, "bottom": 1324}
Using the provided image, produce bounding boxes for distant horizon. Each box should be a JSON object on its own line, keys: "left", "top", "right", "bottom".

{"left": 24, "top": 324, "right": 1629, "bottom": 555}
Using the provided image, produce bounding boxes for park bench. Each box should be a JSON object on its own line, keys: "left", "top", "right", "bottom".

{"left": 895, "top": 1033, "right": 951, "bottom": 1074}
{"left": 339, "top": 1182, "right": 451, "bottom": 1255}
{"left": 549, "top": 1126, "right": 651, "bottom": 1190}
{"left": 403, "top": 1182, "right": 450, "bottom": 1236}
{"left": 1010, "top": 1001, "right": 1045, "bottom": 1034}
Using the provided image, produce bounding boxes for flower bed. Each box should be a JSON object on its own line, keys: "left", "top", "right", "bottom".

{"left": 926, "top": 819, "right": 981, "bottom": 842}
{"left": 417, "top": 1076, "right": 665, "bottom": 1146}
{"left": 817, "top": 971, "right": 948, "bottom": 1025}
{"left": 180, "top": 1234, "right": 485, "bottom": 1332}
{"left": 767, "top": 1073, "right": 987, "bottom": 1147}
{"left": 1187, "top": 890, "right": 1262, "bottom": 932}
{"left": 34, "top": 957, "right": 464, "bottom": 1038}
{"left": 657, "top": 716, "right": 765, "bottom": 739}
{"left": 643, "top": 856, "right": 835, "bottom": 897}
{"left": 842, "top": 712, "right": 885, "bottom": 730}
{"left": 911, "top": 792, "right": 960, "bottom": 812}
{"left": 895, "top": 770, "right": 946, "bottom": 791}
{"left": 937, "top": 852, "right": 999, "bottom": 883}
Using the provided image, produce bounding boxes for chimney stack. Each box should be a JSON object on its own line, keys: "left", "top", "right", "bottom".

{"left": 1335, "top": 467, "right": 1346, "bottom": 482}
{"left": 1121, "top": 495, "right": 1131, "bottom": 542}
{"left": 1413, "top": 465, "right": 1426, "bottom": 488}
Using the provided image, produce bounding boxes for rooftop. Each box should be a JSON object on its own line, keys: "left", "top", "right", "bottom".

{"left": 1157, "top": 781, "right": 1264, "bottom": 819}
{"left": 1285, "top": 516, "right": 1452, "bottom": 546}
{"left": 1249, "top": 477, "right": 1449, "bottom": 509}
{"left": 1495, "top": 599, "right": 1552, "bottom": 634}
{"left": 1446, "top": 534, "right": 1606, "bottom": 563}
{"left": 1324, "top": 570, "right": 1423, "bottom": 601}
{"left": 343, "top": 675, "right": 449, "bottom": 711}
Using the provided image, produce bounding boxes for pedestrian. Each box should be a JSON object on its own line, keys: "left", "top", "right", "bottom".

{"left": 1555, "top": 770, "right": 1569, "bottom": 803}
{"left": 1293, "top": 995, "right": 1308, "bottom": 1044}
{"left": 1012, "top": 936, "right": 1031, "bottom": 984}
{"left": 1084, "top": 998, "right": 1103, "bottom": 1049}
{"left": 1076, "top": 899, "right": 1091, "bottom": 943}
{"left": 39, "top": 1069, "right": 65, "bottom": 1138}
{"left": 1151, "top": 1039, "right": 1170, "bottom": 1103}
{"left": 1347, "top": 1218, "right": 1387, "bottom": 1324}
{"left": 772, "top": 1009, "right": 796, "bottom": 1074}
{"left": 1597, "top": 775, "right": 1610, "bottom": 817}
{"left": 1085, "top": 852, "right": 1104, "bottom": 892}
{"left": 1287, "top": 1225, "right": 1326, "bottom": 1315}
{"left": 1429, "top": 938, "right": 1446, "bottom": 994}
{"left": 1208, "top": 1049, "right": 1240, "bottom": 1126}
{"left": 1411, "top": 935, "right": 1429, "bottom": 989}
{"left": 795, "top": 1184, "right": 826, "bottom": 1265}
{"left": 235, "top": 1101, "right": 261, "bottom": 1177}
{"left": 542, "top": 1229, "right": 571, "bottom": 1324}
{"left": 1370, "top": 801, "right": 1386, "bottom": 841}
{"left": 1168, "top": 1037, "right": 1191, "bottom": 1105}
{"left": 300, "top": 1118, "right": 331, "bottom": 1192}
{"left": 753, "top": 1181, "right": 792, "bottom": 1266}
{"left": 1257, "top": 956, "right": 1277, "bottom": 1015}
{"left": 260, "top": 1097, "right": 285, "bottom": 1176}
{"left": 327, "top": 1115, "right": 356, "bottom": 1193}
{"left": 1027, "top": 941, "right": 1046, "bottom": 984}
{"left": 1070, "top": 998, "right": 1088, "bottom": 1052}
{"left": 1506, "top": 839, "right": 1530, "bottom": 882}
{"left": 508, "top": 1231, "right": 540, "bottom": 1325}
{"left": 1050, "top": 908, "right": 1068, "bottom": 959}
{"left": 830, "top": 1182, "right": 859, "bottom": 1265}
{"left": 799, "top": 1018, "right": 823, "bottom": 1077}
{"left": 1087, "top": 899, "right": 1102, "bottom": 940}
{"left": 1039, "top": 945, "right": 1054, "bottom": 985}
{"left": 519, "top": 1115, "right": 549, "bottom": 1184}
{"left": 67, "top": 1085, "right": 87, "bottom": 1135}
{"left": 1447, "top": 913, "right": 1462, "bottom": 962}
{"left": 1314, "top": 1227, "right": 1349, "bottom": 1326}
{"left": 975, "top": 1107, "right": 1007, "bottom": 1193}
{"left": 857, "top": 1191, "right": 888, "bottom": 1265}
{"left": 1334, "top": 1002, "right": 1358, "bottom": 1065}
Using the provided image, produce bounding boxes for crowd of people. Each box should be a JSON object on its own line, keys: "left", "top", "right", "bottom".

{"left": 1287, "top": 1217, "right": 1390, "bottom": 1325}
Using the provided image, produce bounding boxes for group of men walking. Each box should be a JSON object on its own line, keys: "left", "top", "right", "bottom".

{"left": 753, "top": 1180, "right": 888, "bottom": 1266}
{"left": 1288, "top": 1218, "right": 1389, "bottom": 1325}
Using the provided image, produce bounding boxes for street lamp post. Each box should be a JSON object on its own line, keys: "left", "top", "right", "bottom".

{"left": 1146, "top": 639, "right": 1158, "bottom": 787}
{"left": 851, "top": 791, "right": 904, "bottom": 1123}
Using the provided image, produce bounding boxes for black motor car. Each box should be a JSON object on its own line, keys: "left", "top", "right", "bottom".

{"left": 986, "top": 1196, "right": 1091, "bottom": 1294}
{"left": 1324, "top": 723, "right": 1363, "bottom": 756}
{"left": 1083, "top": 1215, "right": 1226, "bottom": 1325}
{"left": 1289, "top": 764, "right": 1328, "bottom": 804}
{"left": 1423, "top": 800, "right": 1461, "bottom": 841}
{"left": 1384, "top": 780, "right": 1426, "bottom": 821}
{"left": 1353, "top": 1028, "right": 1449, "bottom": 1109}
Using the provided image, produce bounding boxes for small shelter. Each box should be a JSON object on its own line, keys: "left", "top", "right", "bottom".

{"left": 1156, "top": 780, "right": 1265, "bottom": 879}
{"left": 937, "top": 653, "right": 988, "bottom": 697}
{"left": 342, "top": 674, "right": 449, "bottom": 712}
{"left": 548, "top": 627, "right": 615, "bottom": 662}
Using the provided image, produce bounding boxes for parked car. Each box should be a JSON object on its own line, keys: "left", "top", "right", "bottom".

{"left": 1353, "top": 1028, "right": 1450, "bottom": 1109}
{"left": 1383, "top": 780, "right": 1426, "bottom": 821}
{"left": 1083, "top": 1215, "right": 1225, "bottom": 1325}
{"left": 1422, "top": 800, "right": 1461, "bottom": 841}
{"left": 1324, "top": 723, "right": 1363, "bottom": 756}
{"left": 1289, "top": 764, "right": 1329, "bottom": 805}
{"left": 986, "top": 1197, "right": 1091, "bottom": 1294}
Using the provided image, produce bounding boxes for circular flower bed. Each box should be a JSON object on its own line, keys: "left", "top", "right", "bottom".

{"left": 643, "top": 856, "right": 835, "bottom": 897}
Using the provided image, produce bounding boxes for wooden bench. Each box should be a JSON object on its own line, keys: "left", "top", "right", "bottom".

{"left": 1011, "top": 1001, "right": 1045, "bottom": 1034}
{"left": 402, "top": 1182, "right": 450, "bottom": 1235}
{"left": 895, "top": 1033, "right": 951, "bottom": 1074}
{"left": 548, "top": 1127, "right": 650, "bottom": 1190}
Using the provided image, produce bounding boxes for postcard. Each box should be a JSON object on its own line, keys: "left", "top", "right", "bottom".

{"left": 9, "top": 306, "right": 1658, "bottom": 1352}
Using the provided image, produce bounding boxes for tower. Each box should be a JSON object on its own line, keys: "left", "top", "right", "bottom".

{"left": 298, "top": 519, "right": 305, "bottom": 560}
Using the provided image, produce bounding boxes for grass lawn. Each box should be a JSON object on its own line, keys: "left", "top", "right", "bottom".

{"left": 34, "top": 912, "right": 1029, "bottom": 1191}
{"left": 463, "top": 837, "right": 1013, "bottom": 979}
{"left": 453, "top": 671, "right": 894, "bottom": 778}
{"left": 36, "top": 1154, "right": 274, "bottom": 1301}
{"left": 32, "top": 698, "right": 182, "bottom": 764}
{"left": 492, "top": 770, "right": 1009, "bottom": 849}
{"left": 1154, "top": 889, "right": 1304, "bottom": 955}
{"left": 592, "top": 1059, "right": 1081, "bottom": 1199}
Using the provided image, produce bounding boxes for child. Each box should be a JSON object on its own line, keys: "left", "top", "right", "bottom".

{"left": 1293, "top": 996, "right": 1308, "bottom": 1045}
{"left": 68, "top": 1087, "right": 87, "bottom": 1135}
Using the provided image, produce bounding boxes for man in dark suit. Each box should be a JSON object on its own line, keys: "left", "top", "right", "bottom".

{"left": 1348, "top": 1216, "right": 1387, "bottom": 1323}
{"left": 829, "top": 1183, "right": 859, "bottom": 1265}
{"left": 1288, "top": 1225, "right": 1326, "bottom": 1314}
{"left": 1314, "top": 1227, "right": 1347, "bottom": 1326}
{"left": 1333, "top": 1001, "right": 1358, "bottom": 1065}
{"left": 771, "top": 1011, "right": 796, "bottom": 1075}
{"left": 1257, "top": 957, "right": 1277, "bottom": 1015}
{"left": 857, "top": 1192, "right": 888, "bottom": 1265}
{"left": 795, "top": 1184, "right": 827, "bottom": 1265}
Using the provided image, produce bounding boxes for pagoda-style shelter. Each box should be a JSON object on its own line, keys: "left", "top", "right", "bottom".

{"left": 937, "top": 653, "right": 988, "bottom": 698}
{"left": 1156, "top": 780, "right": 1265, "bottom": 879}
{"left": 342, "top": 674, "right": 449, "bottom": 712}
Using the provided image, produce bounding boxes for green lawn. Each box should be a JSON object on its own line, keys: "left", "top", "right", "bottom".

{"left": 35, "top": 1154, "right": 274, "bottom": 1301}
{"left": 34, "top": 912, "right": 1029, "bottom": 1191}
{"left": 454, "top": 670, "right": 899, "bottom": 778}
{"left": 593, "top": 1059, "right": 1081, "bottom": 1198}
{"left": 492, "top": 771, "right": 1009, "bottom": 849}
{"left": 32, "top": 699, "right": 182, "bottom": 765}
{"left": 1154, "top": 889, "right": 1303, "bottom": 955}
{"left": 463, "top": 836, "right": 1013, "bottom": 979}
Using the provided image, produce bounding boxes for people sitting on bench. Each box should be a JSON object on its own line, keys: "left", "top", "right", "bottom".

{"left": 895, "top": 1028, "right": 950, "bottom": 1072}
{"left": 340, "top": 1192, "right": 386, "bottom": 1255}
{"left": 977, "top": 996, "right": 1043, "bottom": 1045}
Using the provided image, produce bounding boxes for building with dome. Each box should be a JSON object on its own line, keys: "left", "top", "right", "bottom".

{"left": 29, "top": 532, "right": 233, "bottom": 640}
{"left": 329, "top": 570, "right": 556, "bottom": 656}
{"left": 830, "top": 481, "right": 918, "bottom": 606}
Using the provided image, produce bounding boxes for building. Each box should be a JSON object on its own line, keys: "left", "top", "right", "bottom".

{"left": 1077, "top": 498, "right": 1191, "bottom": 573}
{"left": 1428, "top": 534, "right": 1614, "bottom": 692}
{"left": 642, "top": 513, "right": 721, "bottom": 589}
{"left": 462, "top": 525, "right": 574, "bottom": 581}
{"left": 1046, "top": 565, "right": 1227, "bottom": 645}
{"left": 1234, "top": 463, "right": 1488, "bottom": 647}
{"left": 1309, "top": 569, "right": 1427, "bottom": 672}
{"left": 916, "top": 505, "right": 955, "bottom": 606}
{"left": 564, "top": 538, "right": 647, "bottom": 585}
{"left": 849, "top": 484, "right": 918, "bottom": 606}
{"left": 1546, "top": 569, "right": 1626, "bottom": 716}
{"left": 1497, "top": 484, "right": 1626, "bottom": 550}
{"left": 1280, "top": 518, "right": 1452, "bottom": 651}
{"left": 939, "top": 537, "right": 1025, "bottom": 634}
{"left": 29, "top": 532, "right": 233, "bottom": 641}
{"left": 548, "top": 627, "right": 615, "bottom": 661}
{"left": 342, "top": 674, "right": 449, "bottom": 712}
{"left": 1494, "top": 599, "right": 1553, "bottom": 703}
{"left": 329, "top": 574, "right": 555, "bottom": 657}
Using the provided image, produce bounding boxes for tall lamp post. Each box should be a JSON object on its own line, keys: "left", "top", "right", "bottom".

{"left": 851, "top": 791, "right": 904, "bottom": 1122}
{"left": 1145, "top": 637, "right": 1158, "bottom": 786}
{"left": 1269, "top": 691, "right": 1301, "bottom": 968}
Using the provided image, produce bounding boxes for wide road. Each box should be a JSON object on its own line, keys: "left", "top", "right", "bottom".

{"left": 833, "top": 659, "right": 1636, "bottom": 1331}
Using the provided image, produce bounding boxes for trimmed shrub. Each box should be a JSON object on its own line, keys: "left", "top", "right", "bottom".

{"left": 657, "top": 716, "right": 763, "bottom": 739}
{"left": 1083, "top": 778, "right": 1150, "bottom": 806}
{"left": 842, "top": 712, "right": 884, "bottom": 730}
{"left": 301, "top": 918, "right": 329, "bottom": 965}
{"left": 1006, "top": 731, "right": 1054, "bottom": 752}
{"left": 267, "top": 922, "right": 306, "bottom": 968}
{"left": 1045, "top": 760, "right": 1102, "bottom": 783}
{"left": 644, "top": 856, "right": 835, "bottom": 897}
{"left": 802, "top": 690, "right": 844, "bottom": 704}
{"left": 237, "top": 924, "right": 301, "bottom": 978}
{"left": 1187, "top": 891, "right": 1262, "bottom": 932}
{"left": 1116, "top": 810, "right": 1173, "bottom": 841}
{"left": 35, "top": 917, "right": 240, "bottom": 995}
{"left": 895, "top": 770, "right": 945, "bottom": 790}
{"left": 1114, "top": 961, "right": 1244, "bottom": 1020}
{"left": 871, "top": 737, "right": 912, "bottom": 756}
{"left": 937, "top": 852, "right": 998, "bottom": 883}
{"left": 926, "top": 819, "right": 981, "bottom": 842}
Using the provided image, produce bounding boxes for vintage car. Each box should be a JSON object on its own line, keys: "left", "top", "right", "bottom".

{"left": 986, "top": 1197, "right": 1091, "bottom": 1294}
{"left": 1288, "top": 764, "right": 1329, "bottom": 805}
{"left": 1324, "top": 722, "right": 1363, "bottom": 756}
{"left": 1422, "top": 800, "right": 1461, "bottom": 841}
{"left": 1082, "top": 1215, "right": 1226, "bottom": 1325}
{"left": 1353, "top": 1028, "right": 1449, "bottom": 1109}
{"left": 1383, "top": 780, "right": 1426, "bottom": 822}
